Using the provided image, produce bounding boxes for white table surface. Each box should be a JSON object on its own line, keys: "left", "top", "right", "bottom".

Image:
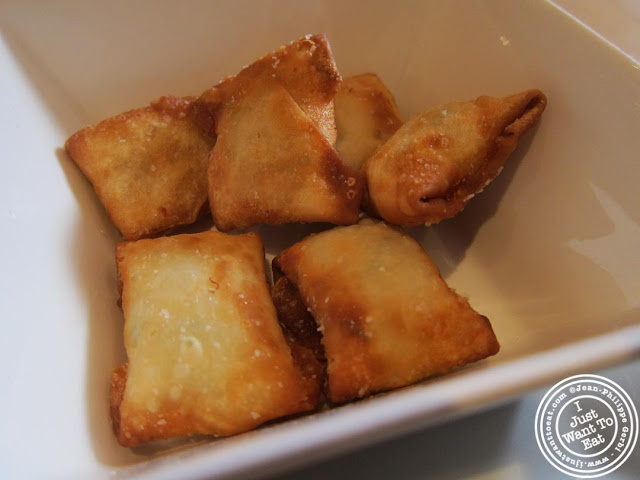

{"left": 265, "top": 2, "right": 640, "bottom": 478}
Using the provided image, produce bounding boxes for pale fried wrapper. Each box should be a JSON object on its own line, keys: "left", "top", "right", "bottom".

{"left": 111, "top": 231, "right": 318, "bottom": 447}
{"left": 65, "top": 96, "right": 215, "bottom": 240}
{"left": 365, "top": 89, "right": 547, "bottom": 226}
{"left": 208, "top": 79, "right": 364, "bottom": 231}
{"left": 273, "top": 221, "right": 499, "bottom": 404}
{"left": 193, "top": 34, "right": 341, "bottom": 145}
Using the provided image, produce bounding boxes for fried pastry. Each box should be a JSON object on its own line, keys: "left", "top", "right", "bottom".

{"left": 365, "top": 89, "right": 547, "bottom": 226}
{"left": 334, "top": 73, "right": 404, "bottom": 169}
{"left": 65, "top": 96, "right": 216, "bottom": 240}
{"left": 272, "top": 221, "right": 500, "bottom": 404}
{"left": 271, "top": 275, "right": 326, "bottom": 398}
{"left": 208, "top": 78, "right": 364, "bottom": 231}
{"left": 111, "top": 231, "right": 318, "bottom": 447}
{"left": 193, "top": 34, "right": 341, "bottom": 144}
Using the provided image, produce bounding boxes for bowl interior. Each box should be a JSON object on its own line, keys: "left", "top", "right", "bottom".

{"left": 1, "top": 0, "right": 639, "bottom": 477}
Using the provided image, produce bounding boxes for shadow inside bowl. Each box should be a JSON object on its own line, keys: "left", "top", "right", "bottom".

{"left": 406, "top": 122, "right": 540, "bottom": 279}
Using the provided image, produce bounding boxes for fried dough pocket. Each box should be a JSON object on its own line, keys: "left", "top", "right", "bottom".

{"left": 193, "top": 34, "right": 341, "bottom": 145}
{"left": 195, "top": 35, "right": 365, "bottom": 231}
{"left": 65, "top": 96, "right": 215, "bottom": 240}
{"left": 365, "top": 89, "right": 547, "bottom": 226}
{"left": 272, "top": 221, "right": 499, "bottom": 404}
{"left": 111, "top": 231, "right": 318, "bottom": 447}
{"left": 334, "top": 73, "right": 404, "bottom": 170}
{"left": 208, "top": 78, "right": 364, "bottom": 231}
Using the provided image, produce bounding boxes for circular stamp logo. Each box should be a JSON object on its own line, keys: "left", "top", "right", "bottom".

{"left": 535, "top": 374, "right": 638, "bottom": 478}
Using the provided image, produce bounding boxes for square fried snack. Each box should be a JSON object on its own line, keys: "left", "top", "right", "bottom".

{"left": 208, "top": 78, "right": 365, "bottom": 231}
{"left": 193, "top": 34, "right": 341, "bottom": 145}
{"left": 111, "top": 231, "right": 318, "bottom": 447}
{"left": 65, "top": 96, "right": 216, "bottom": 240}
{"left": 334, "top": 73, "right": 404, "bottom": 169}
{"left": 272, "top": 221, "right": 500, "bottom": 404}
{"left": 365, "top": 89, "right": 547, "bottom": 226}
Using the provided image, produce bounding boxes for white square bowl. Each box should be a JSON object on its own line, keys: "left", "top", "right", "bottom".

{"left": 1, "top": 1, "right": 639, "bottom": 478}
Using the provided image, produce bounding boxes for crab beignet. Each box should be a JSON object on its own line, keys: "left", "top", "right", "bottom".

{"left": 365, "top": 89, "right": 546, "bottom": 226}
{"left": 272, "top": 221, "right": 499, "bottom": 404}
{"left": 208, "top": 79, "right": 364, "bottom": 232}
{"left": 111, "top": 231, "right": 318, "bottom": 447}
{"left": 193, "top": 34, "right": 341, "bottom": 145}
{"left": 65, "top": 96, "right": 215, "bottom": 240}
{"left": 334, "top": 73, "right": 404, "bottom": 169}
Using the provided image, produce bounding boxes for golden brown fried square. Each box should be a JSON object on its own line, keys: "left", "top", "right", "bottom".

{"left": 111, "top": 231, "right": 318, "bottom": 447}
{"left": 365, "top": 89, "right": 547, "bottom": 226}
{"left": 194, "top": 34, "right": 341, "bottom": 144}
{"left": 273, "top": 221, "right": 499, "bottom": 404}
{"left": 65, "top": 96, "right": 216, "bottom": 240}
{"left": 334, "top": 73, "right": 404, "bottom": 169}
{"left": 208, "top": 79, "right": 364, "bottom": 231}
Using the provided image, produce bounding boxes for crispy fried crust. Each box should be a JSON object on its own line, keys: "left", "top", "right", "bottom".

{"left": 365, "top": 89, "right": 547, "bottom": 226}
{"left": 208, "top": 79, "right": 364, "bottom": 231}
{"left": 272, "top": 277, "right": 324, "bottom": 360}
{"left": 272, "top": 276, "right": 326, "bottom": 398}
{"left": 111, "top": 231, "right": 318, "bottom": 447}
{"left": 65, "top": 96, "right": 216, "bottom": 240}
{"left": 273, "top": 221, "right": 499, "bottom": 404}
{"left": 194, "top": 34, "right": 341, "bottom": 145}
{"left": 109, "top": 363, "right": 128, "bottom": 438}
{"left": 334, "top": 73, "right": 404, "bottom": 169}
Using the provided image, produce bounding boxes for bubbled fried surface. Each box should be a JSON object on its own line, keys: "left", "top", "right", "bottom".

{"left": 65, "top": 96, "right": 216, "bottom": 240}
{"left": 208, "top": 79, "right": 364, "bottom": 231}
{"left": 112, "top": 231, "right": 318, "bottom": 447}
{"left": 194, "top": 34, "right": 341, "bottom": 145}
{"left": 274, "top": 221, "right": 499, "bottom": 404}
{"left": 365, "top": 89, "right": 546, "bottom": 226}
